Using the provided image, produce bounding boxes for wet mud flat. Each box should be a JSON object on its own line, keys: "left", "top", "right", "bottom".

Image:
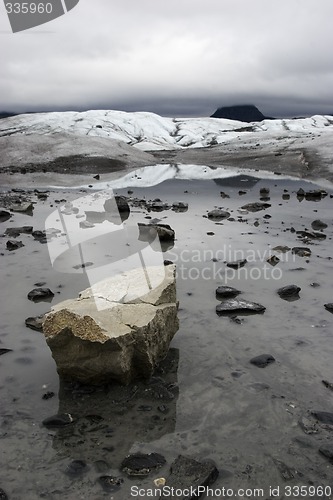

{"left": 1, "top": 172, "right": 333, "bottom": 499}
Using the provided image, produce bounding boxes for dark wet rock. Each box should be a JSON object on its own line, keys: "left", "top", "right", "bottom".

{"left": 305, "top": 189, "right": 328, "bottom": 200}
{"left": 216, "top": 286, "right": 241, "bottom": 299}
{"left": 324, "top": 303, "right": 333, "bottom": 313}
{"left": 273, "top": 458, "right": 298, "bottom": 481}
{"left": 164, "top": 259, "right": 174, "bottom": 266}
{"left": 267, "top": 255, "right": 280, "bottom": 266}
{"left": 272, "top": 245, "right": 290, "bottom": 253}
{"left": 216, "top": 299, "right": 265, "bottom": 316}
{"left": 0, "top": 210, "right": 11, "bottom": 223}
{"left": 0, "top": 348, "right": 13, "bottom": 356}
{"left": 282, "top": 193, "right": 290, "bottom": 200}
{"left": 32, "top": 230, "right": 47, "bottom": 243}
{"left": 73, "top": 261, "right": 93, "bottom": 270}
{"left": 296, "top": 230, "right": 326, "bottom": 240}
{"left": 65, "top": 459, "right": 88, "bottom": 477}
{"left": 138, "top": 222, "right": 175, "bottom": 242}
{"left": 207, "top": 209, "right": 230, "bottom": 220}
{"left": 240, "top": 202, "right": 271, "bottom": 212}
{"left": 322, "top": 380, "right": 333, "bottom": 391}
{"left": 0, "top": 488, "right": 8, "bottom": 500}
{"left": 27, "top": 287, "right": 54, "bottom": 303}
{"left": 250, "top": 354, "right": 275, "bottom": 368}
{"left": 6, "top": 240, "right": 24, "bottom": 251}
{"left": 298, "top": 416, "right": 319, "bottom": 434}
{"left": 172, "top": 201, "right": 188, "bottom": 212}
{"left": 147, "top": 200, "right": 171, "bottom": 212}
{"left": 311, "top": 219, "right": 328, "bottom": 230}
{"left": 239, "top": 190, "right": 247, "bottom": 195}
{"left": 42, "top": 413, "right": 74, "bottom": 428}
{"left": 121, "top": 452, "right": 166, "bottom": 476}
{"left": 98, "top": 475, "right": 124, "bottom": 492}
{"left": 220, "top": 191, "right": 230, "bottom": 198}
{"left": 10, "top": 202, "right": 34, "bottom": 213}
{"left": 160, "top": 455, "right": 218, "bottom": 500}
{"left": 93, "top": 174, "right": 100, "bottom": 180}
{"left": 25, "top": 315, "right": 45, "bottom": 331}
{"left": 292, "top": 247, "right": 311, "bottom": 257}
{"left": 226, "top": 258, "right": 247, "bottom": 269}
{"left": 319, "top": 444, "right": 333, "bottom": 462}
{"left": 311, "top": 411, "right": 333, "bottom": 426}
{"left": 277, "top": 285, "right": 301, "bottom": 300}
{"left": 42, "top": 391, "right": 55, "bottom": 400}
{"left": 260, "top": 187, "right": 270, "bottom": 196}
{"left": 207, "top": 231, "right": 215, "bottom": 236}
{"left": 5, "top": 226, "right": 33, "bottom": 237}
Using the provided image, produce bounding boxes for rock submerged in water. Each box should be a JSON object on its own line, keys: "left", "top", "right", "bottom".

{"left": 277, "top": 285, "right": 301, "bottom": 300}
{"left": 216, "top": 286, "right": 241, "bottom": 299}
{"left": 160, "top": 455, "right": 218, "bottom": 500}
{"left": 42, "top": 265, "right": 179, "bottom": 385}
{"left": 27, "top": 287, "right": 54, "bottom": 303}
{"left": 324, "top": 303, "right": 333, "bottom": 313}
{"left": 240, "top": 202, "right": 271, "bottom": 212}
{"left": 207, "top": 209, "right": 230, "bottom": 220}
{"left": 216, "top": 299, "right": 265, "bottom": 316}
{"left": 250, "top": 354, "right": 275, "bottom": 368}
{"left": 121, "top": 453, "right": 166, "bottom": 476}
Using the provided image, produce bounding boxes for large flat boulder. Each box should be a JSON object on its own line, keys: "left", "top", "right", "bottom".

{"left": 43, "top": 265, "right": 179, "bottom": 384}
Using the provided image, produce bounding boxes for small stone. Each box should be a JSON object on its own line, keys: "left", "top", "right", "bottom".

{"left": 159, "top": 455, "right": 218, "bottom": 500}
{"left": 216, "top": 299, "right": 265, "bottom": 316}
{"left": 138, "top": 223, "right": 175, "bottom": 242}
{"left": 292, "top": 247, "right": 311, "bottom": 257}
{"left": 207, "top": 209, "right": 230, "bottom": 220}
{"left": 6, "top": 240, "right": 24, "bottom": 251}
{"left": 220, "top": 192, "right": 230, "bottom": 198}
{"left": 5, "top": 226, "right": 33, "bottom": 237}
{"left": 65, "top": 460, "right": 88, "bottom": 477}
{"left": 0, "top": 348, "right": 13, "bottom": 356}
{"left": 215, "top": 286, "right": 241, "bottom": 299}
{"left": 277, "top": 285, "right": 301, "bottom": 300}
{"left": 98, "top": 475, "right": 123, "bottom": 492}
{"left": 250, "top": 354, "right": 275, "bottom": 368}
{"left": 324, "top": 303, "right": 333, "bottom": 313}
{"left": 322, "top": 380, "right": 333, "bottom": 391}
{"left": 27, "top": 288, "right": 54, "bottom": 303}
{"left": 25, "top": 315, "right": 45, "bottom": 331}
{"left": 42, "top": 391, "right": 55, "bottom": 400}
{"left": 312, "top": 411, "right": 333, "bottom": 426}
{"left": 172, "top": 201, "right": 188, "bottom": 212}
{"left": 42, "top": 413, "right": 74, "bottom": 428}
{"left": 0, "top": 488, "right": 8, "bottom": 500}
{"left": 226, "top": 258, "right": 247, "bottom": 269}
{"left": 0, "top": 210, "right": 11, "bottom": 222}
{"left": 298, "top": 416, "right": 318, "bottom": 434}
{"left": 241, "top": 202, "right": 271, "bottom": 212}
{"left": 272, "top": 245, "right": 290, "bottom": 253}
{"left": 121, "top": 453, "right": 166, "bottom": 476}
{"left": 319, "top": 444, "right": 333, "bottom": 462}
{"left": 311, "top": 219, "right": 328, "bottom": 230}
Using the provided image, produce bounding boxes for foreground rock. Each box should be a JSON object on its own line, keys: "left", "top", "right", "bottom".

{"left": 216, "top": 299, "right": 265, "bottom": 315}
{"left": 42, "top": 265, "right": 179, "bottom": 384}
{"left": 121, "top": 453, "right": 166, "bottom": 476}
{"left": 277, "top": 285, "right": 301, "bottom": 300}
{"left": 216, "top": 286, "right": 241, "bottom": 299}
{"left": 160, "top": 455, "right": 219, "bottom": 499}
{"left": 250, "top": 354, "right": 275, "bottom": 368}
{"left": 324, "top": 303, "right": 333, "bottom": 313}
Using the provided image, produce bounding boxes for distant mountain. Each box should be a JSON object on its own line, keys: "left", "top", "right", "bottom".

{"left": 211, "top": 104, "right": 273, "bottom": 122}
{"left": 0, "top": 111, "right": 17, "bottom": 119}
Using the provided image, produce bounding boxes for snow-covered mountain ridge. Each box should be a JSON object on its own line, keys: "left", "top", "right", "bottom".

{"left": 0, "top": 109, "right": 332, "bottom": 151}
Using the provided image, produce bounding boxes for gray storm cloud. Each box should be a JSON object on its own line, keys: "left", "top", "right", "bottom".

{"left": 1, "top": 0, "right": 332, "bottom": 116}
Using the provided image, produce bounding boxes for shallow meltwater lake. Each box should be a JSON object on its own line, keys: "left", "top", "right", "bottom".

{"left": 1, "top": 169, "right": 333, "bottom": 499}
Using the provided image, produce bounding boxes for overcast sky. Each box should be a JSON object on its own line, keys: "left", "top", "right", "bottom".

{"left": 1, "top": 0, "right": 333, "bottom": 117}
